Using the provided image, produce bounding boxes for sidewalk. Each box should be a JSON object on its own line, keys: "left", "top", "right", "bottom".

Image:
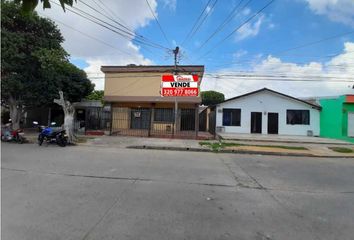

{"left": 22, "top": 131, "right": 354, "bottom": 158}
{"left": 218, "top": 133, "right": 353, "bottom": 145}
{"left": 78, "top": 135, "right": 354, "bottom": 158}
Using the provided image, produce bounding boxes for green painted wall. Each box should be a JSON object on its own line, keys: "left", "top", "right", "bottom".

{"left": 320, "top": 96, "right": 354, "bottom": 143}
{"left": 343, "top": 103, "right": 354, "bottom": 139}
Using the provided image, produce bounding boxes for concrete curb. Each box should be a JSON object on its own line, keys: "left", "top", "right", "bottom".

{"left": 126, "top": 145, "right": 354, "bottom": 158}
{"left": 218, "top": 136, "right": 354, "bottom": 146}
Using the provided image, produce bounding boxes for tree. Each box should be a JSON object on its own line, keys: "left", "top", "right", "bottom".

{"left": 201, "top": 91, "right": 225, "bottom": 106}
{"left": 15, "top": 0, "right": 76, "bottom": 13}
{"left": 1, "top": 1, "right": 93, "bottom": 129}
{"left": 85, "top": 90, "right": 104, "bottom": 101}
{"left": 54, "top": 91, "right": 75, "bottom": 143}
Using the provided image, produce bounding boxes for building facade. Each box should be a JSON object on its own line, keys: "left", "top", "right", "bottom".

{"left": 215, "top": 88, "right": 321, "bottom": 136}
{"left": 319, "top": 95, "right": 354, "bottom": 142}
{"left": 102, "top": 65, "right": 204, "bottom": 138}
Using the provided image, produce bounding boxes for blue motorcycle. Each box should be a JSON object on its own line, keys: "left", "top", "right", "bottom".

{"left": 34, "top": 122, "right": 68, "bottom": 147}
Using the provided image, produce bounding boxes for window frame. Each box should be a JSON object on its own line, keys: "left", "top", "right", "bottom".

{"left": 286, "top": 109, "right": 310, "bottom": 125}
{"left": 154, "top": 108, "right": 174, "bottom": 123}
{"left": 222, "top": 108, "right": 241, "bottom": 126}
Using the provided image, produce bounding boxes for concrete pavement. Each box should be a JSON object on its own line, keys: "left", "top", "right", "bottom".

{"left": 218, "top": 132, "right": 353, "bottom": 144}
{"left": 2, "top": 143, "right": 354, "bottom": 240}
{"left": 23, "top": 132, "right": 354, "bottom": 157}
{"left": 79, "top": 135, "right": 354, "bottom": 158}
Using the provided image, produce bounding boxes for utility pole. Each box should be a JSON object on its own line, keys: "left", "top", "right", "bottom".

{"left": 173, "top": 46, "right": 179, "bottom": 137}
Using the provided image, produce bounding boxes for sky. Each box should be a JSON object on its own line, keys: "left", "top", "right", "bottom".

{"left": 37, "top": 0, "right": 354, "bottom": 99}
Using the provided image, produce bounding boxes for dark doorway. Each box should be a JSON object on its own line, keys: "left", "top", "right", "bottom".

{"left": 131, "top": 108, "right": 151, "bottom": 129}
{"left": 267, "top": 112, "right": 279, "bottom": 134}
{"left": 199, "top": 109, "right": 207, "bottom": 131}
{"left": 180, "top": 109, "right": 195, "bottom": 131}
{"left": 76, "top": 109, "right": 86, "bottom": 129}
{"left": 251, "top": 112, "right": 262, "bottom": 133}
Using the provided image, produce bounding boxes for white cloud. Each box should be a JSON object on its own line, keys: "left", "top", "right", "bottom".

{"left": 37, "top": 0, "right": 161, "bottom": 90}
{"left": 233, "top": 49, "right": 248, "bottom": 59}
{"left": 304, "top": 0, "right": 354, "bottom": 27}
{"left": 235, "top": 15, "right": 265, "bottom": 41}
{"left": 161, "top": 0, "right": 177, "bottom": 11}
{"left": 206, "top": 5, "right": 212, "bottom": 14}
{"left": 201, "top": 42, "right": 354, "bottom": 98}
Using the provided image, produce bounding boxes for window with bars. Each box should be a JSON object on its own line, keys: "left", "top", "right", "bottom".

{"left": 154, "top": 108, "right": 174, "bottom": 122}
{"left": 222, "top": 108, "right": 241, "bottom": 126}
{"left": 286, "top": 110, "right": 310, "bottom": 125}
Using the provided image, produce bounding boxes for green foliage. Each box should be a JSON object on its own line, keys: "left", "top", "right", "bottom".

{"left": 14, "top": 0, "right": 76, "bottom": 13}
{"left": 201, "top": 91, "right": 225, "bottom": 106}
{"left": 1, "top": 1, "right": 94, "bottom": 107}
{"left": 86, "top": 90, "right": 104, "bottom": 101}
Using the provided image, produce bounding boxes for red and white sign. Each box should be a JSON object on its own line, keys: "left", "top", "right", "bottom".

{"left": 161, "top": 75, "right": 199, "bottom": 97}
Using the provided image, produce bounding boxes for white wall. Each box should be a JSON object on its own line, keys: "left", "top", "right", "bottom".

{"left": 216, "top": 91, "right": 320, "bottom": 136}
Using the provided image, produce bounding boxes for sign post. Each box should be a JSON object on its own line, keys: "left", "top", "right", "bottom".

{"left": 161, "top": 74, "right": 199, "bottom": 136}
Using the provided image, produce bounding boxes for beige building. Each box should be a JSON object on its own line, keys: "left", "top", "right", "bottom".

{"left": 101, "top": 65, "right": 205, "bottom": 138}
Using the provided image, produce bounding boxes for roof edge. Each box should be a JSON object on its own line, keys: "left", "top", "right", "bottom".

{"left": 217, "top": 88, "right": 322, "bottom": 110}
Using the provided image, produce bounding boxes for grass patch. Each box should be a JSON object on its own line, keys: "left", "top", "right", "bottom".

{"left": 329, "top": 147, "right": 353, "bottom": 153}
{"left": 199, "top": 141, "right": 307, "bottom": 152}
{"left": 259, "top": 145, "right": 307, "bottom": 150}
{"left": 75, "top": 136, "right": 96, "bottom": 143}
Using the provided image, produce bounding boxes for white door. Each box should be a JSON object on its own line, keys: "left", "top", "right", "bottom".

{"left": 348, "top": 112, "right": 354, "bottom": 137}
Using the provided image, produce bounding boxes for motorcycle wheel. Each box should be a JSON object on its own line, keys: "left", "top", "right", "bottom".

{"left": 38, "top": 136, "right": 44, "bottom": 146}
{"left": 18, "top": 136, "right": 25, "bottom": 144}
{"left": 56, "top": 134, "right": 66, "bottom": 147}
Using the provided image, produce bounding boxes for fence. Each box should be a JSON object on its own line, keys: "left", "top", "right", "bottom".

{"left": 111, "top": 107, "right": 198, "bottom": 138}
{"left": 74, "top": 107, "right": 110, "bottom": 134}
{"left": 208, "top": 109, "right": 216, "bottom": 135}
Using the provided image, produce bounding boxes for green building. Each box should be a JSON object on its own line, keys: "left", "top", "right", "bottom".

{"left": 319, "top": 95, "right": 354, "bottom": 143}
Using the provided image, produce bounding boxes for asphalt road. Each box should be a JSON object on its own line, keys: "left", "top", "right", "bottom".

{"left": 2, "top": 143, "right": 354, "bottom": 240}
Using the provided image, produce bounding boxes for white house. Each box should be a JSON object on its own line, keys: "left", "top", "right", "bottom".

{"left": 215, "top": 88, "right": 321, "bottom": 136}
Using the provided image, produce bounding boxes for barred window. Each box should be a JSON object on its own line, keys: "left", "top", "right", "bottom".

{"left": 286, "top": 110, "right": 310, "bottom": 125}
{"left": 222, "top": 109, "right": 241, "bottom": 126}
{"left": 154, "top": 108, "right": 174, "bottom": 122}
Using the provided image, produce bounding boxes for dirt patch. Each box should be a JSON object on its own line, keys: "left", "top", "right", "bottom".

{"left": 225, "top": 145, "right": 311, "bottom": 154}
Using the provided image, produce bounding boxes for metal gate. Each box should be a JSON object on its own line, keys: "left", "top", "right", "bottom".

{"left": 208, "top": 109, "right": 216, "bottom": 135}
{"left": 111, "top": 107, "right": 197, "bottom": 138}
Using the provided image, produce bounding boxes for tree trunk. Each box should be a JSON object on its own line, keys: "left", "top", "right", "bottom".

{"left": 8, "top": 96, "right": 22, "bottom": 130}
{"left": 54, "top": 91, "right": 76, "bottom": 143}
{"left": 63, "top": 112, "right": 75, "bottom": 143}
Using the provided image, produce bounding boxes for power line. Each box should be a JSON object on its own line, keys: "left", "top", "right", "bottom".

{"left": 205, "top": 73, "right": 353, "bottom": 80}
{"left": 79, "top": 0, "right": 136, "bottom": 36}
{"left": 42, "top": 13, "right": 137, "bottom": 58}
{"left": 94, "top": 0, "right": 133, "bottom": 30}
{"left": 50, "top": 1, "right": 170, "bottom": 51}
{"left": 145, "top": 0, "right": 171, "bottom": 47}
{"left": 200, "top": 45, "right": 354, "bottom": 70}
{"left": 181, "top": 0, "right": 219, "bottom": 47}
{"left": 197, "top": 0, "right": 275, "bottom": 61}
{"left": 86, "top": 73, "right": 353, "bottom": 82}
{"left": 273, "top": 30, "right": 354, "bottom": 56}
{"left": 188, "top": 0, "right": 219, "bottom": 45}
{"left": 198, "top": 0, "right": 252, "bottom": 51}
{"left": 68, "top": 3, "right": 169, "bottom": 50}
{"left": 181, "top": 0, "right": 212, "bottom": 46}
{"left": 79, "top": 0, "right": 166, "bottom": 54}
